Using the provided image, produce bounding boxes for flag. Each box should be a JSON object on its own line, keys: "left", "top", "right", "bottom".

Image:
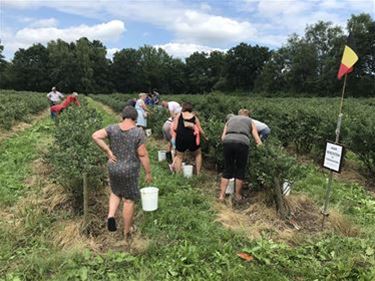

{"left": 337, "top": 34, "right": 358, "bottom": 80}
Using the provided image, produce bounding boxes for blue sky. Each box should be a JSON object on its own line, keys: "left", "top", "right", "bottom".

{"left": 0, "top": 0, "right": 373, "bottom": 60}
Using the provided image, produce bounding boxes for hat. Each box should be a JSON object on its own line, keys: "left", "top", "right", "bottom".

{"left": 52, "top": 87, "right": 56, "bottom": 91}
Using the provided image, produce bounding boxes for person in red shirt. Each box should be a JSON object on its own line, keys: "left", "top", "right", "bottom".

{"left": 50, "top": 92, "right": 80, "bottom": 119}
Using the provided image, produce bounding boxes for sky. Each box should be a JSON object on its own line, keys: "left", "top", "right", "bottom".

{"left": 0, "top": 0, "right": 373, "bottom": 60}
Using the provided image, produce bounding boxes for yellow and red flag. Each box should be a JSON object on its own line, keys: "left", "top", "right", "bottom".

{"left": 337, "top": 36, "right": 358, "bottom": 80}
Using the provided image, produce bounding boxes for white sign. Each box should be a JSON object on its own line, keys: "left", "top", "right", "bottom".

{"left": 323, "top": 142, "right": 344, "bottom": 173}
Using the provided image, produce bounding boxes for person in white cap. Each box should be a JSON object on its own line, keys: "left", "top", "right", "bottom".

{"left": 162, "top": 100, "right": 182, "bottom": 118}
{"left": 47, "top": 86, "right": 64, "bottom": 106}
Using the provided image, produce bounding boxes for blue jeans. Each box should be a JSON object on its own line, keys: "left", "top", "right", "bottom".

{"left": 259, "top": 127, "right": 271, "bottom": 141}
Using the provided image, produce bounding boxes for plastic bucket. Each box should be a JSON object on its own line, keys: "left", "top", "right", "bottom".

{"left": 158, "top": 150, "right": 166, "bottom": 162}
{"left": 183, "top": 165, "right": 193, "bottom": 178}
{"left": 282, "top": 180, "right": 291, "bottom": 196}
{"left": 140, "top": 187, "right": 159, "bottom": 211}
{"left": 145, "top": 129, "right": 152, "bottom": 137}
{"left": 225, "top": 178, "right": 235, "bottom": 194}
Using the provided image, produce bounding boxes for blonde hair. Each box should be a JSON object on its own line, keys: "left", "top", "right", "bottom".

{"left": 139, "top": 92, "right": 147, "bottom": 99}
{"left": 238, "top": 109, "right": 250, "bottom": 116}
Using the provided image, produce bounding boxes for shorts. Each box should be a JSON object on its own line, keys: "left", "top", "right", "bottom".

{"left": 222, "top": 142, "right": 249, "bottom": 180}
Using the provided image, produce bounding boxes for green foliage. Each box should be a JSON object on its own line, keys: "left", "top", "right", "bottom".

{"left": 47, "top": 99, "right": 106, "bottom": 195}
{"left": 92, "top": 93, "right": 375, "bottom": 181}
{"left": 0, "top": 90, "right": 49, "bottom": 130}
{"left": 2, "top": 14, "right": 374, "bottom": 96}
{"left": 2, "top": 95, "right": 375, "bottom": 281}
{"left": 0, "top": 117, "right": 53, "bottom": 206}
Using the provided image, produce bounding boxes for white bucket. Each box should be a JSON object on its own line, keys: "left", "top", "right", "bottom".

{"left": 225, "top": 178, "right": 235, "bottom": 194}
{"left": 282, "top": 180, "right": 292, "bottom": 196}
{"left": 158, "top": 150, "right": 166, "bottom": 162}
{"left": 183, "top": 165, "right": 193, "bottom": 178}
{"left": 140, "top": 187, "right": 159, "bottom": 211}
{"left": 145, "top": 129, "right": 152, "bottom": 137}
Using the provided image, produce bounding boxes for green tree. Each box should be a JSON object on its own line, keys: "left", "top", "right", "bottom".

{"left": 346, "top": 13, "right": 375, "bottom": 97}
{"left": 0, "top": 43, "right": 10, "bottom": 89}
{"left": 9, "top": 44, "right": 50, "bottom": 91}
{"left": 225, "top": 43, "right": 271, "bottom": 92}
{"left": 47, "top": 39, "right": 80, "bottom": 92}
{"left": 110, "top": 48, "right": 143, "bottom": 93}
{"left": 305, "top": 21, "right": 344, "bottom": 95}
{"left": 185, "top": 52, "right": 211, "bottom": 93}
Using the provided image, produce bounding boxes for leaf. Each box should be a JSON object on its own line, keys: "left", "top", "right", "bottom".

{"left": 237, "top": 252, "right": 254, "bottom": 262}
{"left": 365, "top": 247, "right": 374, "bottom": 256}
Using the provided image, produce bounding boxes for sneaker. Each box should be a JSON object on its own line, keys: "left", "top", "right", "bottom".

{"left": 107, "top": 217, "right": 117, "bottom": 232}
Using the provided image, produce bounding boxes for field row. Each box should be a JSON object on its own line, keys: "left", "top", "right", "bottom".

{"left": 92, "top": 94, "right": 375, "bottom": 180}
{"left": 0, "top": 90, "right": 49, "bottom": 130}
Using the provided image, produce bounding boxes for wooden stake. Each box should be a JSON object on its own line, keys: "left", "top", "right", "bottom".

{"left": 83, "top": 172, "right": 89, "bottom": 231}
{"left": 321, "top": 74, "right": 347, "bottom": 230}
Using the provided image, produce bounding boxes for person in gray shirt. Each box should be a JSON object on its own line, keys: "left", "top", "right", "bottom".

{"left": 218, "top": 109, "right": 262, "bottom": 203}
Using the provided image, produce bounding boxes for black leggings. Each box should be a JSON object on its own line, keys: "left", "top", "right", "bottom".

{"left": 222, "top": 142, "right": 249, "bottom": 180}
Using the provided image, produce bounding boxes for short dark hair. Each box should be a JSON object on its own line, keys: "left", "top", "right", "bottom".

{"left": 182, "top": 102, "right": 193, "bottom": 112}
{"left": 122, "top": 106, "right": 138, "bottom": 121}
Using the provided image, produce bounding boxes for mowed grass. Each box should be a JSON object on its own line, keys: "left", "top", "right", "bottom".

{"left": 0, "top": 117, "right": 54, "bottom": 206}
{"left": 0, "top": 100, "right": 374, "bottom": 280}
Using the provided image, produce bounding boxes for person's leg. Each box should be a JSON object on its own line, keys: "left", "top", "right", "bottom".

{"left": 234, "top": 179, "right": 244, "bottom": 200}
{"left": 219, "top": 177, "right": 230, "bottom": 201}
{"left": 123, "top": 199, "right": 135, "bottom": 237}
{"left": 234, "top": 144, "right": 249, "bottom": 200}
{"left": 194, "top": 149, "right": 202, "bottom": 175}
{"left": 174, "top": 151, "right": 184, "bottom": 173}
{"left": 108, "top": 192, "right": 121, "bottom": 218}
{"left": 219, "top": 143, "right": 235, "bottom": 200}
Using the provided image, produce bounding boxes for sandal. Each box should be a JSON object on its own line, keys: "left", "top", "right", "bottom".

{"left": 233, "top": 195, "right": 246, "bottom": 204}
{"left": 107, "top": 217, "right": 117, "bottom": 232}
{"left": 123, "top": 225, "right": 137, "bottom": 240}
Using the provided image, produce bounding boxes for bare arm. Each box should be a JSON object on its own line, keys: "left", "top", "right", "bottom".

{"left": 251, "top": 122, "right": 262, "bottom": 145}
{"left": 137, "top": 144, "right": 152, "bottom": 183}
{"left": 92, "top": 129, "right": 117, "bottom": 162}
{"left": 171, "top": 113, "right": 180, "bottom": 140}
{"left": 221, "top": 124, "right": 228, "bottom": 142}
{"left": 195, "top": 117, "right": 205, "bottom": 135}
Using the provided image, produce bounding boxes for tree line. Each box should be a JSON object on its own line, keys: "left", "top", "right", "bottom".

{"left": 0, "top": 13, "right": 373, "bottom": 96}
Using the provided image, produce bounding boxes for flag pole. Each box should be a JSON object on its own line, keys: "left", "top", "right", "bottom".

{"left": 321, "top": 74, "right": 347, "bottom": 229}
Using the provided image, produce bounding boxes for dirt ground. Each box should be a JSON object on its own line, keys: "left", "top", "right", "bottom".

{"left": 215, "top": 188, "right": 360, "bottom": 244}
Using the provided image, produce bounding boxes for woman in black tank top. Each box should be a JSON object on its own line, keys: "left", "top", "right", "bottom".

{"left": 171, "top": 102, "right": 205, "bottom": 175}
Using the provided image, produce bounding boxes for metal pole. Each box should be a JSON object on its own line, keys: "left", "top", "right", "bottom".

{"left": 321, "top": 74, "right": 347, "bottom": 229}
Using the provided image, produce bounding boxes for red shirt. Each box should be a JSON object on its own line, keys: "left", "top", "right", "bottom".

{"left": 50, "top": 95, "right": 80, "bottom": 113}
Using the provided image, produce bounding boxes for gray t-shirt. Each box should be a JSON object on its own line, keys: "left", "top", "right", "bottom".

{"left": 223, "top": 115, "right": 253, "bottom": 146}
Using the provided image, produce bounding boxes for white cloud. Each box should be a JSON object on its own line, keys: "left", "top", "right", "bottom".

{"left": 154, "top": 42, "right": 227, "bottom": 58}
{"left": 1, "top": 20, "right": 125, "bottom": 59}
{"left": 106, "top": 47, "right": 120, "bottom": 59}
{"left": 173, "top": 10, "right": 256, "bottom": 45}
{"left": 2, "top": 0, "right": 257, "bottom": 46}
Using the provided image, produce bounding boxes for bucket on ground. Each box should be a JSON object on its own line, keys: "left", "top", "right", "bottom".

{"left": 225, "top": 178, "right": 235, "bottom": 194}
{"left": 282, "top": 180, "right": 292, "bottom": 196}
{"left": 145, "top": 129, "right": 152, "bottom": 137}
{"left": 158, "top": 150, "right": 167, "bottom": 162}
{"left": 183, "top": 164, "right": 193, "bottom": 178}
{"left": 140, "top": 187, "right": 159, "bottom": 211}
